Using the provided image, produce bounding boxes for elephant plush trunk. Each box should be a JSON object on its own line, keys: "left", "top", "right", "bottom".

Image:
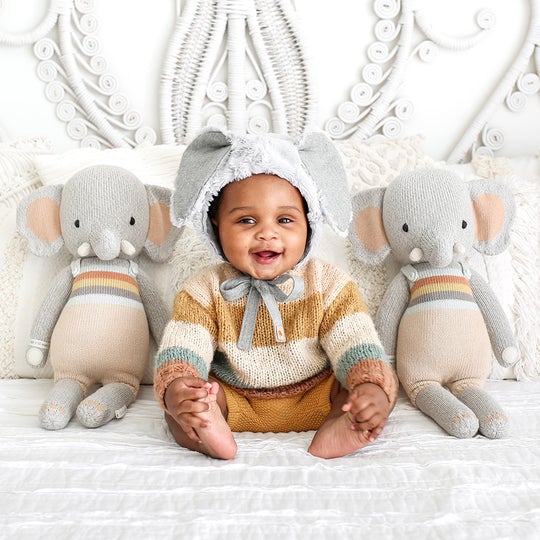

{"left": 90, "top": 229, "right": 121, "bottom": 261}
{"left": 427, "top": 241, "right": 455, "bottom": 268}
{"left": 416, "top": 233, "right": 456, "bottom": 268}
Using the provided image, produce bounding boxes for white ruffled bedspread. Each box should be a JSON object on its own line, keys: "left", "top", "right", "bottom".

{"left": 2, "top": 379, "right": 540, "bottom": 539}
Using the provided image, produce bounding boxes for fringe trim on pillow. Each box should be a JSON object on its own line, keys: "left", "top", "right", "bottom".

{"left": 0, "top": 137, "right": 52, "bottom": 207}
{"left": 0, "top": 232, "right": 27, "bottom": 379}
{"left": 506, "top": 175, "right": 540, "bottom": 380}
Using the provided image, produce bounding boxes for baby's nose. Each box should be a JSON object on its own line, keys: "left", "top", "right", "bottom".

{"left": 256, "top": 223, "right": 278, "bottom": 240}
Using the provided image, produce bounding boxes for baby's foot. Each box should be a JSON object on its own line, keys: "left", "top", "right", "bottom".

{"left": 308, "top": 413, "right": 371, "bottom": 459}
{"left": 195, "top": 382, "right": 237, "bottom": 460}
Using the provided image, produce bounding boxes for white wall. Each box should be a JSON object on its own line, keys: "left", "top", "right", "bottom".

{"left": 0, "top": 0, "right": 538, "bottom": 161}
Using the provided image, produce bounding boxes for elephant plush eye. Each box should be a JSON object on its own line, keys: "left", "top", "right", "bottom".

{"left": 129, "top": 217, "right": 136, "bottom": 225}
{"left": 462, "top": 220, "right": 467, "bottom": 229}
{"left": 402, "top": 223, "right": 409, "bottom": 232}
{"left": 74, "top": 219, "right": 80, "bottom": 228}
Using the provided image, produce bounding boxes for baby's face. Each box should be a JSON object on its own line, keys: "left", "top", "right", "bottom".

{"left": 212, "top": 174, "right": 308, "bottom": 280}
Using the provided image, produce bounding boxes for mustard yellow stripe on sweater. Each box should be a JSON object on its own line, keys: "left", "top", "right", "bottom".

{"left": 319, "top": 281, "right": 368, "bottom": 338}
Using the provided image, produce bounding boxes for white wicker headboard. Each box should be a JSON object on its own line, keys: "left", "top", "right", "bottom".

{"left": 0, "top": 0, "right": 539, "bottom": 162}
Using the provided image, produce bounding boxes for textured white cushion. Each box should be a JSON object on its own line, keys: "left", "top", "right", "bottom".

{"left": 2, "top": 136, "right": 538, "bottom": 383}
{"left": 33, "top": 144, "right": 186, "bottom": 188}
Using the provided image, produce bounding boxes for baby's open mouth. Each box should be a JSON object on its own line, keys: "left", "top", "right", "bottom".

{"left": 252, "top": 250, "right": 280, "bottom": 263}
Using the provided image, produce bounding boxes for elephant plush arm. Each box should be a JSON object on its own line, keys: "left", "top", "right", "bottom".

{"left": 27, "top": 265, "right": 74, "bottom": 368}
{"left": 137, "top": 268, "right": 169, "bottom": 345}
{"left": 469, "top": 269, "right": 518, "bottom": 367}
{"left": 375, "top": 272, "right": 409, "bottom": 357}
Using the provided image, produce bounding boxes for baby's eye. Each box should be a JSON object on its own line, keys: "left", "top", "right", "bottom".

{"left": 278, "top": 217, "right": 293, "bottom": 224}
{"left": 238, "top": 217, "right": 255, "bottom": 224}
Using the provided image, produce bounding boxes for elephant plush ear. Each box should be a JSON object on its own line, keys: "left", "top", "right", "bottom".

{"left": 348, "top": 187, "right": 390, "bottom": 265}
{"left": 16, "top": 184, "right": 65, "bottom": 256}
{"left": 297, "top": 132, "right": 351, "bottom": 235}
{"left": 170, "top": 129, "right": 231, "bottom": 227}
{"left": 144, "top": 186, "right": 181, "bottom": 262}
{"left": 469, "top": 179, "right": 515, "bottom": 255}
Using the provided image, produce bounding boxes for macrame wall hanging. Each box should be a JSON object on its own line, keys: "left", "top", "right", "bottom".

{"left": 0, "top": 0, "right": 539, "bottom": 162}
{"left": 160, "top": 0, "right": 315, "bottom": 144}
{"left": 1, "top": 0, "right": 157, "bottom": 149}
{"left": 324, "top": 0, "right": 540, "bottom": 162}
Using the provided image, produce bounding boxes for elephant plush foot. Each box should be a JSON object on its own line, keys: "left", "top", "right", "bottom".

{"left": 415, "top": 384, "right": 479, "bottom": 438}
{"left": 76, "top": 383, "right": 136, "bottom": 428}
{"left": 39, "top": 379, "right": 84, "bottom": 430}
{"left": 457, "top": 386, "right": 509, "bottom": 439}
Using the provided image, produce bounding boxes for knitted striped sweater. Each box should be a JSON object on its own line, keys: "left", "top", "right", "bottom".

{"left": 154, "top": 258, "right": 397, "bottom": 408}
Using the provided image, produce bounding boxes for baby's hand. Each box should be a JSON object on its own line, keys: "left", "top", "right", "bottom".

{"left": 342, "top": 383, "right": 390, "bottom": 442}
{"left": 164, "top": 377, "right": 218, "bottom": 443}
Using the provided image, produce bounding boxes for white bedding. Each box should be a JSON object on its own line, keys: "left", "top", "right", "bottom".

{"left": 2, "top": 379, "right": 540, "bottom": 539}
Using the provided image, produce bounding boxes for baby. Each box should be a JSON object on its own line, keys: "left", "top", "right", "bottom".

{"left": 154, "top": 128, "right": 398, "bottom": 459}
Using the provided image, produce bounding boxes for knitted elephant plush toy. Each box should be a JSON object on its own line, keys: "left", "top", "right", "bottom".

{"left": 348, "top": 168, "right": 518, "bottom": 438}
{"left": 17, "top": 165, "right": 180, "bottom": 430}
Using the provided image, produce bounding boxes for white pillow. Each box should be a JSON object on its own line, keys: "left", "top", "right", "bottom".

{"left": 6, "top": 137, "right": 537, "bottom": 381}
{"left": 335, "top": 135, "right": 425, "bottom": 194}
{"left": 33, "top": 144, "right": 185, "bottom": 188}
{"left": 6, "top": 137, "right": 538, "bottom": 383}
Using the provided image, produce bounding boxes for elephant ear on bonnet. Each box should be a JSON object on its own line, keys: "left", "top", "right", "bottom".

{"left": 170, "top": 127, "right": 351, "bottom": 265}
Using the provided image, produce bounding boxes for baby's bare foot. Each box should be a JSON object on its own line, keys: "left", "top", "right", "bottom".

{"left": 195, "top": 384, "right": 237, "bottom": 460}
{"left": 308, "top": 413, "right": 371, "bottom": 459}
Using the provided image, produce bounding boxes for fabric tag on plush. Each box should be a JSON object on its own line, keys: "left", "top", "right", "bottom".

{"left": 115, "top": 406, "right": 128, "bottom": 419}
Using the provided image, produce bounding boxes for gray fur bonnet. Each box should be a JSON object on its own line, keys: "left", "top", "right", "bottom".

{"left": 171, "top": 128, "right": 351, "bottom": 264}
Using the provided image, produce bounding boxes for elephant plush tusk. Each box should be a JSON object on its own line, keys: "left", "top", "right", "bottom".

{"left": 121, "top": 240, "right": 137, "bottom": 256}
{"left": 453, "top": 242, "right": 466, "bottom": 255}
{"left": 77, "top": 242, "right": 92, "bottom": 257}
{"left": 409, "top": 247, "right": 423, "bottom": 262}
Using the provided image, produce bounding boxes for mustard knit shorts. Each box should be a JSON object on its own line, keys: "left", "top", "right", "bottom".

{"left": 219, "top": 374, "right": 336, "bottom": 433}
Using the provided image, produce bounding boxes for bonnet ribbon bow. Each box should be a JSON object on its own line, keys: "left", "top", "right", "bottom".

{"left": 220, "top": 274, "right": 304, "bottom": 350}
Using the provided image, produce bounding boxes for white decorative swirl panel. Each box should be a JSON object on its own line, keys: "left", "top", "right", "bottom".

{"left": 0, "top": 0, "right": 539, "bottom": 161}
{"left": 160, "top": 0, "right": 315, "bottom": 144}
{"left": 322, "top": 0, "right": 529, "bottom": 162}
{"left": 34, "top": 0, "right": 157, "bottom": 149}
